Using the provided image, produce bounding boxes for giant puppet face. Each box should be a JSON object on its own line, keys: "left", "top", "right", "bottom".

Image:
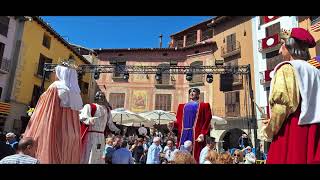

{"left": 189, "top": 88, "right": 200, "bottom": 101}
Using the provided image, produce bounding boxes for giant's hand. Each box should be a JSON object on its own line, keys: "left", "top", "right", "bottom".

{"left": 196, "top": 134, "right": 204, "bottom": 142}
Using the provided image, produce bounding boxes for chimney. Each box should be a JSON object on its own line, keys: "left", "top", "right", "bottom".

{"left": 159, "top": 34, "right": 163, "bottom": 48}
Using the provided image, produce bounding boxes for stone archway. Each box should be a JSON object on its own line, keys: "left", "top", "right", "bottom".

{"left": 219, "top": 128, "right": 251, "bottom": 151}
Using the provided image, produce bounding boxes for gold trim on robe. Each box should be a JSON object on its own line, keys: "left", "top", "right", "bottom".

{"left": 262, "top": 64, "right": 300, "bottom": 140}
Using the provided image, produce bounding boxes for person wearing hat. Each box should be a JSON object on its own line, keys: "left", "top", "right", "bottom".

{"left": 6, "top": 132, "right": 18, "bottom": 151}
{"left": 261, "top": 28, "right": 320, "bottom": 164}
{"left": 79, "top": 91, "right": 120, "bottom": 164}
{"left": 168, "top": 88, "right": 212, "bottom": 163}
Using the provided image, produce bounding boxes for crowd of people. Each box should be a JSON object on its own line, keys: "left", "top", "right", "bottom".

{"left": 1, "top": 130, "right": 257, "bottom": 164}
{"left": 100, "top": 130, "right": 258, "bottom": 164}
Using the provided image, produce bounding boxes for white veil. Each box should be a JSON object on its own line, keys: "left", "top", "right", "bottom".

{"left": 54, "top": 65, "right": 83, "bottom": 111}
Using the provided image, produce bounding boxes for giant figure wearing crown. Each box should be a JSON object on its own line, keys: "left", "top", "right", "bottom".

{"left": 262, "top": 28, "right": 320, "bottom": 164}
{"left": 24, "top": 59, "right": 83, "bottom": 164}
{"left": 168, "top": 88, "right": 212, "bottom": 163}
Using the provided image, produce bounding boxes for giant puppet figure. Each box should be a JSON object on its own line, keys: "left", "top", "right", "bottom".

{"left": 80, "top": 91, "right": 120, "bottom": 164}
{"left": 24, "top": 60, "right": 83, "bottom": 164}
{"left": 168, "top": 88, "right": 212, "bottom": 163}
{"left": 262, "top": 28, "right": 320, "bottom": 164}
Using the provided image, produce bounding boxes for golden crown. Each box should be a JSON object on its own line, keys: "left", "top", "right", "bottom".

{"left": 279, "top": 28, "right": 291, "bottom": 39}
{"left": 59, "top": 59, "right": 79, "bottom": 70}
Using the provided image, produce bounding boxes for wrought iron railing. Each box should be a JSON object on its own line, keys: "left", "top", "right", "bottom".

{"left": 0, "top": 58, "right": 11, "bottom": 73}
{"left": 221, "top": 41, "right": 241, "bottom": 58}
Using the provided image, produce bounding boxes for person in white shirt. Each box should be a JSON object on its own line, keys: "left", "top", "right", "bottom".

{"left": 163, "top": 140, "right": 177, "bottom": 162}
{"left": 199, "top": 136, "right": 216, "bottom": 164}
{"left": 138, "top": 124, "right": 147, "bottom": 137}
{"left": 244, "top": 146, "right": 256, "bottom": 164}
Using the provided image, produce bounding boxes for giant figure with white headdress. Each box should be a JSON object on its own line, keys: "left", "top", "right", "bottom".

{"left": 24, "top": 60, "right": 83, "bottom": 164}
{"left": 79, "top": 91, "right": 120, "bottom": 164}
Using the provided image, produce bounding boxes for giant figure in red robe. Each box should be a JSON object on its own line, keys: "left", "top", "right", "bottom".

{"left": 169, "top": 88, "right": 212, "bottom": 163}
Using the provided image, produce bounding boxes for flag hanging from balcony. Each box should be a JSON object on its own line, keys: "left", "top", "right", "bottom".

{"left": 261, "top": 34, "right": 280, "bottom": 49}
{"left": 264, "top": 16, "right": 279, "bottom": 24}
{"left": 310, "top": 21, "right": 320, "bottom": 32}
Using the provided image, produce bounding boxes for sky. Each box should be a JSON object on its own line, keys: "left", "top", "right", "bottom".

{"left": 41, "top": 16, "right": 213, "bottom": 49}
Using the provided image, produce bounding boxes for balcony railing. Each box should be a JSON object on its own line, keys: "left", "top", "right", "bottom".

{"left": 259, "top": 69, "right": 272, "bottom": 85}
{"left": 258, "top": 33, "right": 281, "bottom": 53}
{"left": 267, "top": 55, "right": 283, "bottom": 70}
{"left": 260, "top": 16, "right": 280, "bottom": 25}
{"left": 232, "top": 75, "right": 243, "bottom": 86}
{"left": 155, "top": 75, "right": 175, "bottom": 89}
{"left": 221, "top": 41, "right": 241, "bottom": 58}
{"left": 0, "top": 58, "right": 11, "bottom": 74}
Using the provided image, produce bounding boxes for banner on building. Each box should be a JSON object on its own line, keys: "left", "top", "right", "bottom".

{"left": 131, "top": 90, "right": 148, "bottom": 112}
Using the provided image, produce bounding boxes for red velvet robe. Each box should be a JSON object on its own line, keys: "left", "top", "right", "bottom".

{"left": 174, "top": 102, "right": 212, "bottom": 163}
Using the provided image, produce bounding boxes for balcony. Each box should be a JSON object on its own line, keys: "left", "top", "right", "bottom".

{"left": 155, "top": 75, "right": 175, "bottom": 89}
{"left": 259, "top": 69, "right": 272, "bottom": 85}
{"left": 221, "top": 41, "right": 241, "bottom": 58}
{"left": 34, "top": 63, "right": 51, "bottom": 81}
{"left": 258, "top": 33, "right": 281, "bottom": 53}
{"left": 267, "top": 55, "right": 283, "bottom": 70}
{"left": 260, "top": 16, "right": 280, "bottom": 25}
{"left": 0, "top": 58, "right": 11, "bottom": 74}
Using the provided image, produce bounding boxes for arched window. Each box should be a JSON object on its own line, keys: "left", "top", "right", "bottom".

{"left": 157, "top": 63, "right": 170, "bottom": 85}
{"left": 190, "top": 61, "right": 203, "bottom": 83}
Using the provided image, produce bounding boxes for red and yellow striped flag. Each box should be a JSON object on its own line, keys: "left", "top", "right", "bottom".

{"left": 311, "top": 21, "right": 320, "bottom": 32}
{"left": 308, "top": 58, "right": 320, "bottom": 69}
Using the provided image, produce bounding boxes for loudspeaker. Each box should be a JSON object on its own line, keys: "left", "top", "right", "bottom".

{"left": 220, "top": 73, "right": 233, "bottom": 91}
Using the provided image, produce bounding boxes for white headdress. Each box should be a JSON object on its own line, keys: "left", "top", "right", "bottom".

{"left": 53, "top": 60, "right": 83, "bottom": 111}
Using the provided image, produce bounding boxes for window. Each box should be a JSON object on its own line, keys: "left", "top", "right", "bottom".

{"left": 79, "top": 81, "right": 89, "bottom": 94}
{"left": 0, "top": 42, "right": 4, "bottom": 62}
{"left": 69, "top": 54, "right": 75, "bottom": 60}
{"left": 225, "top": 91, "right": 240, "bottom": 117}
{"left": 265, "top": 22, "right": 280, "bottom": 37}
{"left": 201, "top": 27, "right": 213, "bottom": 41}
{"left": 174, "top": 36, "right": 184, "bottom": 48}
{"left": 316, "top": 40, "right": 320, "bottom": 56}
{"left": 266, "top": 50, "right": 282, "bottom": 70}
{"left": 226, "top": 60, "right": 241, "bottom": 84}
{"left": 186, "top": 31, "right": 197, "bottom": 46}
{"left": 266, "top": 50, "right": 279, "bottom": 59}
{"left": 42, "top": 33, "right": 51, "bottom": 49}
{"left": 109, "top": 93, "right": 125, "bottom": 109}
{"left": 30, "top": 85, "right": 41, "bottom": 107}
{"left": 113, "top": 61, "right": 126, "bottom": 78}
{"left": 37, "top": 54, "right": 52, "bottom": 79}
{"left": 155, "top": 94, "right": 172, "bottom": 111}
{"left": 190, "top": 61, "right": 203, "bottom": 84}
{"left": 0, "top": 16, "right": 9, "bottom": 37}
{"left": 226, "top": 33, "right": 236, "bottom": 53}
{"left": 310, "top": 16, "right": 320, "bottom": 25}
{"left": 156, "top": 63, "right": 170, "bottom": 85}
